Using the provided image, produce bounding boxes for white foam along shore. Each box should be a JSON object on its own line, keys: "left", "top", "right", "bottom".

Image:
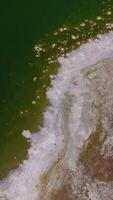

{"left": 0, "top": 31, "right": 113, "bottom": 200}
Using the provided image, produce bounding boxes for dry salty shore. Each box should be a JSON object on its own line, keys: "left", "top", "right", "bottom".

{"left": 0, "top": 31, "right": 113, "bottom": 200}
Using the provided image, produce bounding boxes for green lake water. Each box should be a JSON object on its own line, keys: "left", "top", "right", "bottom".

{"left": 0, "top": 0, "right": 112, "bottom": 178}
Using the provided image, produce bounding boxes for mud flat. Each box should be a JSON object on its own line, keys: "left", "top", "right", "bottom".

{"left": 0, "top": 31, "right": 113, "bottom": 200}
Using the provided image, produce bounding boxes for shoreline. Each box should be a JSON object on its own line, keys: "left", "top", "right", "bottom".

{"left": 0, "top": 1, "right": 113, "bottom": 181}
{"left": 1, "top": 30, "right": 113, "bottom": 200}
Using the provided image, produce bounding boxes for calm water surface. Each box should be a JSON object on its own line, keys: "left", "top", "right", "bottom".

{"left": 0, "top": 0, "right": 109, "bottom": 178}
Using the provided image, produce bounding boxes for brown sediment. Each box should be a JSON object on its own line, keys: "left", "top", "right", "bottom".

{"left": 39, "top": 154, "right": 65, "bottom": 200}
{"left": 51, "top": 183, "right": 76, "bottom": 200}
{"left": 40, "top": 170, "right": 77, "bottom": 200}
{"left": 79, "top": 56, "right": 113, "bottom": 183}
{"left": 79, "top": 124, "right": 113, "bottom": 182}
{"left": 39, "top": 151, "right": 77, "bottom": 200}
{"left": 51, "top": 169, "right": 78, "bottom": 200}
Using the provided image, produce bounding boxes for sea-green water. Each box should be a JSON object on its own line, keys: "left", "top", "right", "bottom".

{"left": 0, "top": 0, "right": 112, "bottom": 178}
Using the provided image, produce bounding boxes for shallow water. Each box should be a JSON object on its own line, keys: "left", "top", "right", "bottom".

{"left": 0, "top": 0, "right": 105, "bottom": 177}
{"left": 1, "top": 27, "right": 113, "bottom": 200}
{"left": 1, "top": 0, "right": 113, "bottom": 199}
{"left": 0, "top": 0, "right": 104, "bottom": 178}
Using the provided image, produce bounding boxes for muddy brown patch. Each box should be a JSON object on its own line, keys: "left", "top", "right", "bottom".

{"left": 79, "top": 124, "right": 113, "bottom": 182}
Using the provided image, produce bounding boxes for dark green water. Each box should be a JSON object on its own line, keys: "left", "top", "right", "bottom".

{"left": 0, "top": 0, "right": 107, "bottom": 178}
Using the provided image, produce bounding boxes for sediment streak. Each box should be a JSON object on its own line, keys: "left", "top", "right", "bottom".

{"left": 1, "top": 32, "right": 113, "bottom": 200}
